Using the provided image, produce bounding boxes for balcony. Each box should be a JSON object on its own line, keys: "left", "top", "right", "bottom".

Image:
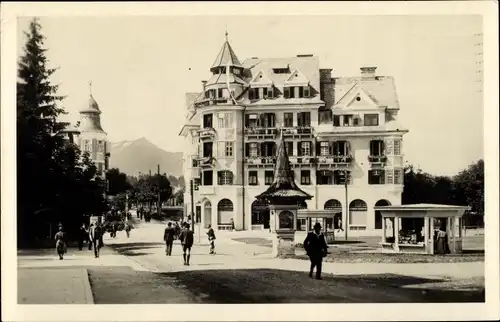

{"left": 289, "top": 156, "right": 315, "bottom": 168}
{"left": 316, "top": 155, "right": 353, "bottom": 169}
{"left": 198, "top": 156, "right": 215, "bottom": 168}
{"left": 368, "top": 155, "right": 387, "bottom": 167}
{"left": 245, "top": 156, "right": 276, "bottom": 168}
{"left": 281, "top": 126, "right": 314, "bottom": 139}
{"left": 194, "top": 97, "right": 231, "bottom": 107}
{"left": 198, "top": 127, "right": 215, "bottom": 140}
{"left": 244, "top": 127, "right": 278, "bottom": 140}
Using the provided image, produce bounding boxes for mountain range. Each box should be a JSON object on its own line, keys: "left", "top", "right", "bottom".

{"left": 109, "top": 137, "right": 183, "bottom": 177}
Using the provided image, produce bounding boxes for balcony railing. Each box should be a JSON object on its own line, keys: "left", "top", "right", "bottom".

{"left": 316, "top": 155, "right": 353, "bottom": 166}
{"left": 245, "top": 156, "right": 276, "bottom": 166}
{"left": 368, "top": 155, "right": 387, "bottom": 163}
{"left": 198, "top": 127, "right": 215, "bottom": 139}
{"left": 281, "top": 126, "right": 313, "bottom": 136}
{"left": 194, "top": 97, "right": 231, "bottom": 107}
{"left": 289, "top": 156, "right": 315, "bottom": 165}
{"left": 244, "top": 127, "right": 278, "bottom": 137}
{"left": 198, "top": 156, "right": 215, "bottom": 168}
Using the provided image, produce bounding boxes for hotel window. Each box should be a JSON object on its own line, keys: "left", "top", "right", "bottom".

{"left": 218, "top": 171, "right": 233, "bottom": 185}
{"left": 82, "top": 140, "right": 88, "bottom": 152}
{"left": 393, "top": 140, "right": 402, "bottom": 155}
{"left": 394, "top": 169, "right": 403, "bottom": 184}
{"left": 334, "top": 170, "right": 351, "bottom": 185}
{"left": 203, "top": 170, "right": 213, "bottom": 186}
{"left": 217, "top": 88, "right": 223, "bottom": 98}
{"left": 267, "top": 87, "right": 274, "bottom": 98}
{"left": 318, "top": 107, "right": 332, "bottom": 125}
{"left": 203, "top": 114, "right": 213, "bottom": 128}
{"left": 300, "top": 141, "right": 311, "bottom": 156}
{"left": 249, "top": 88, "right": 260, "bottom": 100}
{"left": 284, "top": 113, "right": 294, "bottom": 127}
{"left": 285, "top": 142, "right": 294, "bottom": 156}
{"left": 370, "top": 140, "right": 384, "bottom": 156}
{"left": 290, "top": 87, "right": 296, "bottom": 98}
{"left": 320, "top": 142, "right": 330, "bottom": 156}
{"left": 343, "top": 114, "right": 353, "bottom": 126}
{"left": 194, "top": 178, "right": 201, "bottom": 190}
{"left": 364, "top": 114, "right": 379, "bottom": 126}
{"left": 262, "top": 87, "right": 268, "bottom": 99}
{"left": 265, "top": 171, "right": 274, "bottom": 185}
{"left": 248, "top": 171, "right": 258, "bottom": 185}
{"left": 284, "top": 87, "right": 291, "bottom": 99}
{"left": 333, "top": 115, "right": 341, "bottom": 127}
{"left": 333, "top": 141, "right": 349, "bottom": 156}
{"left": 249, "top": 143, "right": 259, "bottom": 157}
{"left": 385, "top": 140, "right": 394, "bottom": 155}
{"left": 202, "top": 142, "right": 213, "bottom": 158}
{"left": 368, "top": 170, "right": 385, "bottom": 185}
{"left": 303, "top": 86, "right": 310, "bottom": 98}
{"left": 218, "top": 113, "right": 233, "bottom": 128}
{"left": 297, "top": 112, "right": 311, "bottom": 127}
{"left": 245, "top": 114, "right": 259, "bottom": 128}
{"left": 298, "top": 86, "right": 304, "bottom": 98}
{"left": 225, "top": 142, "right": 233, "bottom": 157}
{"left": 260, "top": 113, "right": 275, "bottom": 128}
{"left": 385, "top": 170, "right": 394, "bottom": 184}
{"left": 301, "top": 170, "right": 311, "bottom": 185}
{"left": 317, "top": 170, "right": 333, "bottom": 185}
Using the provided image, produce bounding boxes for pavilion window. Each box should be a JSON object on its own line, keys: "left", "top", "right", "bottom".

{"left": 203, "top": 142, "right": 213, "bottom": 158}
{"left": 393, "top": 139, "right": 402, "bottom": 155}
{"left": 284, "top": 87, "right": 291, "bottom": 99}
{"left": 333, "top": 115, "right": 341, "bottom": 127}
{"left": 267, "top": 87, "right": 274, "bottom": 99}
{"left": 217, "top": 88, "right": 224, "bottom": 99}
{"left": 217, "top": 171, "right": 233, "bottom": 185}
{"left": 300, "top": 141, "right": 311, "bottom": 156}
{"left": 203, "top": 114, "right": 213, "bottom": 128}
{"left": 394, "top": 169, "right": 403, "bottom": 184}
{"left": 320, "top": 142, "right": 330, "bottom": 156}
{"left": 317, "top": 170, "right": 333, "bottom": 185}
{"left": 343, "top": 114, "right": 353, "bottom": 126}
{"left": 303, "top": 86, "right": 310, "bottom": 98}
{"left": 249, "top": 143, "right": 259, "bottom": 157}
{"left": 297, "top": 112, "right": 311, "bottom": 127}
{"left": 370, "top": 140, "right": 384, "bottom": 156}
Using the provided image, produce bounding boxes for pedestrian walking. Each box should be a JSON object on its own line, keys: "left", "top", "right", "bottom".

{"left": 303, "top": 222, "right": 328, "bottom": 280}
{"left": 230, "top": 218, "right": 235, "bottom": 231}
{"left": 89, "top": 223, "right": 103, "bottom": 258}
{"left": 164, "top": 222, "right": 175, "bottom": 256}
{"left": 78, "top": 223, "right": 87, "bottom": 251}
{"left": 435, "top": 224, "right": 450, "bottom": 255}
{"left": 54, "top": 226, "right": 67, "bottom": 260}
{"left": 179, "top": 223, "right": 194, "bottom": 265}
{"left": 207, "top": 225, "right": 216, "bottom": 254}
{"left": 124, "top": 221, "right": 131, "bottom": 238}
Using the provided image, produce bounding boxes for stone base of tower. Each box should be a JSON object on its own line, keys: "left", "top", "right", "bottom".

{"left": 271, "top": 231, "right": 296, "bottom": 257}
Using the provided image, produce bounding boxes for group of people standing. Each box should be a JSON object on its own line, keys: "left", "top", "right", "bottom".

{"left": 54, "top": 222, "right": 105, "bottom": 260}
{"left": 163, "top": 222, "right": 217, "bottom": 265}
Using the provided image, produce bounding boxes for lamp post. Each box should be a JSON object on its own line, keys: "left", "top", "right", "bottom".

{"left": 341, "top": 169, "right": 350, "bottom": 240}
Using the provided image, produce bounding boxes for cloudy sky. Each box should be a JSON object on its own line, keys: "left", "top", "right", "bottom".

{"left": 17, "top": 15, "right": 483, "bottom": 176}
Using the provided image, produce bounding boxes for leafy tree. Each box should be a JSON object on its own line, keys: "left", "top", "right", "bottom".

{"left": 132, "top": 174, "right": 173, "bottom": 211}
{"left": 174, "top": 187, "right": 185, "bottom": 205}
{"left": 178, "top": 175, "right": 185, "bottom": 188}
{"left": 106, "top": 168, "right": 131, "bottom": 196}
{"left": 168, "top": 175, "right": 179, "bottom": 187}
{"left": 453, "top": 159, "right": 484, "bottom": 215}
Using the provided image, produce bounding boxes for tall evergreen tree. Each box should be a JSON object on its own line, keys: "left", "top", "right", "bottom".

{"left": 17, "top": 18, "right": 68, "bottom": 243}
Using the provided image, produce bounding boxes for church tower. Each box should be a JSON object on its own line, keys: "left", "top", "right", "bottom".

{"left": 78, "top": 82, "right": 110, "bottom": 178}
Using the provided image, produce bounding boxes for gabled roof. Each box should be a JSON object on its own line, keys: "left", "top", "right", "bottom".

{"left": 210, "top": 40, "right": 242, "bottom": 71}
{"left": 250, "top": 70, "right": 273, "bottom": 86}
{"left": 285, "top": 68, "right": 310, "bottom": 86}
{"left": 256, "top": 135, "right": 312, "bottom": 202}
{"left": 327, "top": 76, "right": 400, "bottom": 109}
{"left": 336, "top": 84, "right": 379, "bottom": 108}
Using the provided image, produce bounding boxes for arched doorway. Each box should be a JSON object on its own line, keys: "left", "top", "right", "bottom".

{"left": 324, "top": 199, "right": 342, "bottom": 230}
{"left": 251, "top": 199, "right": 270, "bottom": 229}
{"left": 374, "top": 199, "right": 391, "bottom": 230}
{"left": 203, "top": 201, "right": 212, "bottom": 228}
{"left": 217, "top": 199, "right": 234, "bottom": 226}
{"left": 349, "top": 199, "right": 368, "bottom": 231}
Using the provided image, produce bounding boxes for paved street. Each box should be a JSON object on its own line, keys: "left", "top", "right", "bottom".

{"left": 17, "top": 218, "right": 485, "bottom": 304}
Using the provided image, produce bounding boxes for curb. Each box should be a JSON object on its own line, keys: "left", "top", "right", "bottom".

{"left": 81, "top": 268, "right": 95, "bottom": 304}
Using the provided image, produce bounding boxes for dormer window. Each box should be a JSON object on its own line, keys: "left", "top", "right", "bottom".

{"left": 233, "top": 68, "right": 241, "bottom": 75}
{"left": 249, "top": 88, "right": 260, "bottom": 100}
{"left": 303, "top": 86, "right": 310, "bottom": 98}
{"left": 267, "top": 86, "right": 274, "bottom": 99}
{"left": 273, "top": 68, "right": 289, "bottom": 74}
{"left": 284, "top": 87, "right": 290, "bottom": 99}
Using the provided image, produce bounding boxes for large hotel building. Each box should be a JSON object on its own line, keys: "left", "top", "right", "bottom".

{"left": 179, "top": 35, "right": 408, "bottom": 236}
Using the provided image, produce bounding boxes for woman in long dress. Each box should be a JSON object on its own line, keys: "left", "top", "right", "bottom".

{"left": 54, "top": 226, "right": 66, "bottom": 260}
{"left": 436, "top": 224, "right": 450, "bottom": 255}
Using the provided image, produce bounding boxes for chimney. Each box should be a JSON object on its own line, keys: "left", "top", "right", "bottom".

{"left": 320, "top": 69, "right": 333, "bottom": 84}
{"left": 360, "top": 66, "right": 377, "bottom": 79}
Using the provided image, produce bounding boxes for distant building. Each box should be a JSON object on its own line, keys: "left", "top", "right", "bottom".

{"left": 59, "top": 86, "right": 110, "bottom": 179}
{"left": 179, "top": 34, "right": 408, "bottom": 236}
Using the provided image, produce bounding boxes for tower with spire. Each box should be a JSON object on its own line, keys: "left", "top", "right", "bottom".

{"left": 77, "top": 81, "right": 110, "bottom": 178}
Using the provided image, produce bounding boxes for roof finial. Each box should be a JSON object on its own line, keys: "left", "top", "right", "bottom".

{"left": 225, "top": 25, "right": 228, "bottom": 42}
{"left": 88, "top": 80, "right": 92, "bottom": 95}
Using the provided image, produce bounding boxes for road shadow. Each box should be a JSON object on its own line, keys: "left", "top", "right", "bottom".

{"left": 86, "top": 266, "right": 484, "bottom": 304}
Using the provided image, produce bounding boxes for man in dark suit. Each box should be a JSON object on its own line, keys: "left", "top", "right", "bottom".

{"left": 303, "top": 222, "right": 328, "bottom": 280}
{"left": 179, "top": 223, "right": 194, "bottom": 265}
{"left": 164, "top": 222, "right": 175, "bottom": 256}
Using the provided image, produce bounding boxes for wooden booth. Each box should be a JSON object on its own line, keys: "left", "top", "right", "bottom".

{"left": 297, "top": 209, "right": 336, "bottom": 244}
{"left": 374, "top": 203, "right": 470, "bottom": 254}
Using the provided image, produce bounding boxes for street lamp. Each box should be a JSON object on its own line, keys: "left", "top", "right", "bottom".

{"left": 338, "top": 169, "right": 350, "bottom": 240}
